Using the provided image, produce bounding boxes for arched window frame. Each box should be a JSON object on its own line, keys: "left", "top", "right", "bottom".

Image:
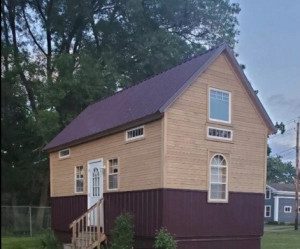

{"left": 208, "top": 154, "right": 229, "bottom": 203}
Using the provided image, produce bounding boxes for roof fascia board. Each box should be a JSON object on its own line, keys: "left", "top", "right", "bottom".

{"left": 159, "top": 44, "right": 226, "bottom": 113}
{"left": 222, "top": 46, "right": 276, "bottom": 134}
{"left": 160, "top": 44, "right": 276, "bottom": 134}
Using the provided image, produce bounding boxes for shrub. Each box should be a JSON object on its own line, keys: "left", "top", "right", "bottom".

{"left": 154, "top": 228, "right": 177, "bottom": 249}
{"left": 110, "top": 213, "right": 134, "bottom": 249}
{"left": 40, "top": 229, "right": 63, "bottom": 249}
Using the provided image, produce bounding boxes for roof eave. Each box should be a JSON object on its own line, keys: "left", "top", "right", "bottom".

{"left": 44, "top": 111, "right": 163, "bottom": 153}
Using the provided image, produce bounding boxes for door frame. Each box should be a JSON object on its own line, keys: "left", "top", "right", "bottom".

{"left": 87, "top": 158, "right": 104, "bottom": 209}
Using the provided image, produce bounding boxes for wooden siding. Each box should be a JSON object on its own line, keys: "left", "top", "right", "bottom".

{"left": 164, "top": 53, "right": 268, "bottom": 193}
{"left": 50, "top": 120, "right": 163, "bottom": 197}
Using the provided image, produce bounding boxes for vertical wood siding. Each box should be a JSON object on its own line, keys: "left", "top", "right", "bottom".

{"left": 51, "top": 195, "right": 87, "bottom": 232}
{"left": 104, "top": 189, "right": 163, "bottom": 237}
{"left": 164, "top": 53, "right": 268, "bottom": 193}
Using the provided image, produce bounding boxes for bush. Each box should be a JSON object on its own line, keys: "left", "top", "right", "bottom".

{"left": 40, "top": 229, "right": 63, "bottom": 249}
{"left": 110, "top": 213, "right": 134, "bottom": 249}
{"left": 154, "top": 228, "right": 177, "bottom": 249}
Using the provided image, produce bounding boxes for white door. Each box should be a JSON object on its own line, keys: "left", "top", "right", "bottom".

{"left": 87, "top": 159, "right": 104, "bottom": 209}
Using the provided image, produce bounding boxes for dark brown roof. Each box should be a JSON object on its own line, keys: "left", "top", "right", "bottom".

{"left": 44, "top": 43, "right": 276, "bottom": 152}
{"left": 268, "top": 183, "right": 295, "bottom": 192}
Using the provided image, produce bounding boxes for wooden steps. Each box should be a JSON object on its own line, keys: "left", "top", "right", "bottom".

{"left": 70, "top": 198, "right": 106, "bottom": 249}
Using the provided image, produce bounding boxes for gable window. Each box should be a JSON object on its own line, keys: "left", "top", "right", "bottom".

{"left": 75, "top": 166, "right": 84, "bottom": 193}
{"left": 209, "top": 88, "right": 231, "bottom": 123}
{"left": 108, "top": 158, "right": 118, "bottom": 190}
{"left": 284, "top": 206, "right": 292, "bottom": 213}
{"left": 265, "top": 205, "right": 271, "bottom": 217}
{"left": 126, "top": 126, "right": 144, "bottom": 141}
{"left": 59, "top": 148, "right": 70, "bottom": 158}
{"left": 207, "top": 127, "right": 232, "bottom": 141}
{"left": 209, "top": 154, "right": 228, "bottom": 202}
{"left": 265, "top": 188, "right": 271, "bottom": 199}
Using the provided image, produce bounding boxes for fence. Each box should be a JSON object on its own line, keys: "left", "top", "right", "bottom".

{"left": 1, "top": 206, "right": 51, "bottom": 237}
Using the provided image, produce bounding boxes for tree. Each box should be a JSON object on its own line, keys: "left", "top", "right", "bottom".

{"left": 1, "top": 0, "right": 241, "bottom": 207}
{"left": 267, "top": 156, "right": 296, "bottom": 183}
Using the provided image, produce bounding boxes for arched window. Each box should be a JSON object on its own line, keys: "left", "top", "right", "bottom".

{"left": 209, "top": 154, "right": 228, "bottom": 201}
{"left": 92, "top": 168, "right": 100, "bottom": 197}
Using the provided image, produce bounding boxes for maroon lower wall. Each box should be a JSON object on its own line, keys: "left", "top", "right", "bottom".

{"left": 51, "top": 189, "right": 264, "bottom": 248}
{"left": 51, "top": 195, "right": 87, "bottom": 242}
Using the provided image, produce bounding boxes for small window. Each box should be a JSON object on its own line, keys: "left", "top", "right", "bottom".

{"left": 284, "top": 206, "right": 292, "bottom": 213}
{"left": 209, "top": 154, "right": 228, "bottom": 202}
{"left": 209, "top": 88, "right": 231, "bottom": 123}
{"left": 59, "top": 148, "right": 70, "bottom": 158}
{"left": 298, "top": 206, "right": 300, "bottom": 213}
{"left": 126, "top": 126, "right": 144, "bottom": 141}
{"left": 207, "top": 127, "right": 232, "bottom": 141}
{"left": 108, "top": 158, "right": 118, "bottom": 190}
{"left": 75, "top": 166, "right": 84, "bottom": 193}
{"left": 265, "top": 205, "right": 271, "bottom": 217}
{"left": 265, "top": 188, "right": 271, "bottom": 199}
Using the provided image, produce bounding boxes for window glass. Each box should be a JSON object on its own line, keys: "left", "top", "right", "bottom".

{"left": 75, "top": 166, "right": 84, "bottom": 193}
{"left": 108, "top": 159, "right": 118, "bottom": 190}
{"left": 210, "top": 89, "right": 230, "bottom": 122}
{"left": 209, "top": 154, "right": 227, "bottom": 201}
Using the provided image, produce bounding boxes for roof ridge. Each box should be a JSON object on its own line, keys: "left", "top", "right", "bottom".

{"left": 88, "top": 44, "right": 224, "bottom": 108}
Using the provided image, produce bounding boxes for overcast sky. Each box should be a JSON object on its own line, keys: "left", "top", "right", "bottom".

{"left": 231, "top": 0, "right": 300, "bottom": 164}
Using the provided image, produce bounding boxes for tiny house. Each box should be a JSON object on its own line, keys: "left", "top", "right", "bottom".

{"left": 45, "top": 43, "right": 276, "bottom": 249}
{"left": 265, "top": 183, "right": 300, "bottom": 224}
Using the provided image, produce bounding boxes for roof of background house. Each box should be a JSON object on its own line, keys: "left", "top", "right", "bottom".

{"left": 44, "top": 43, "right": 276, "bottom": 152}
{"left": 268, "top": 183, "right": 295, "bottom": 192}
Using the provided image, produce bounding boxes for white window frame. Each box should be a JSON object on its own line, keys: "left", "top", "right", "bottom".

{"left": 125, "top": 126, "right": 145, "bottom": 142}
{"left": 107, "top": 158, "right": 119, "bottom": 191}
{"left": 208, "top": 154, "right": 228, "bottom": 203}
{"left": 207, "top": 126, "right": 233, "bottom": 141}
{"left": 208, "top": 87, "right": 232, "bottom": 124}
{"left": 265, "top": 188, "right": 271, "bottom": 199}
{"left": 74, "top": 166, "right": 84, "bottom": 194}
{"left": 59, "top": 148, "right": 70, "bottom": 159}
{"left": 265, "top": 205, "right": 271, "bottom": 217}
{"left": 283, "top": 206, "right": 292, "bottom": 213}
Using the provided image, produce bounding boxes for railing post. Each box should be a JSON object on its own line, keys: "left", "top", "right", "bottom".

{"left": 29, "top": 206, "right": 32, "bottom": 237}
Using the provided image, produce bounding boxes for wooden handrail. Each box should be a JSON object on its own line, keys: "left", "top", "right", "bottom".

{"left": 69, "top": 198, "right": 105, "bottom": 248}
{"left": 69, "top": 198, "right": 103, "bottom": 228}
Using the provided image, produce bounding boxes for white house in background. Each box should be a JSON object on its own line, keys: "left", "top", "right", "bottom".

{"left": 264, "top": 183, "right": 300, "bottom": 224}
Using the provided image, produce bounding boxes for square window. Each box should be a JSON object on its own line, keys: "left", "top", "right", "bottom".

{"left": 209, "top": 88, "right": 231, "bottom": 123}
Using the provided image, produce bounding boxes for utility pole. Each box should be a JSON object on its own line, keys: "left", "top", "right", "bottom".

{"left": 295, "top": 121, "right": 299, "bottom": 230}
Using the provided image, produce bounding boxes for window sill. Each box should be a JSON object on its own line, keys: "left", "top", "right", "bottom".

{"left": 59, "top": 156, "right": 70, "bottom": 161}
{"left": 125, "top": 137, "right": 145, "bottom": 144}
{"left": 207, "top": 120, "right": 233, "bottom": 128}
{"left": 206, "top": 137, "right": 234, "bottom": 144}
{"left": 207, "top": 199, "right": 229, "bottom": 204}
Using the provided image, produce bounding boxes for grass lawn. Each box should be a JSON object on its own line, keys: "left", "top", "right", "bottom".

{"left": 2, "top": 225, "right": 299, "bottom": 249}
{"left": 262, "top": 225, "right": 300, "bottom": 249}
{"left": 1, "top": 236, "right": 43, "bottom": 249}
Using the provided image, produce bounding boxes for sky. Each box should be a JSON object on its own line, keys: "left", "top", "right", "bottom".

{"left": 231, "top": 0, "right": 300, "bottom": 164}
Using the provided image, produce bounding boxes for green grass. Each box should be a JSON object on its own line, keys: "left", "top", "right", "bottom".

{"left": 262, "top": 225, "right": 300, "bottom": 249}
{"left": 2, "top": 225, "right": 299, "bottom": 249}
{"left": 1, "top": 236, "right": 43, "bottom": 249}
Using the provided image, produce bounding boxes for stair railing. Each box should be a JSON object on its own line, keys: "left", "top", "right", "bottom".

{"left": 69, "top": 198, "right": 105, "bottom": 248}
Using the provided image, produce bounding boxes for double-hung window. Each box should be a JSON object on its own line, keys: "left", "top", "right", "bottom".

{"left": 108, "top": 158, "right": 119, "bottom": 190}
{"left": 265, "top": 205, "right": 271, "bottom": 217}
{"left": 209, "top": 88, "right": 231, "bottom": 123}
{"left": 209, "top": 154, "right": 228, "bottom": 202}
{"left": 75, "top": 166, "right": 84, "bottom": 193}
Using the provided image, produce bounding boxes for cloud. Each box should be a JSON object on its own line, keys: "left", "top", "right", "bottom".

{"left": 268, "top": 94, "right": 300, "bottom": 112}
